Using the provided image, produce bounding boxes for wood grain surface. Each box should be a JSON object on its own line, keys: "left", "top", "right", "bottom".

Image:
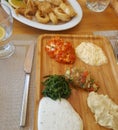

{"left": 34, "top": 34, "right": 118, "bottom": 130}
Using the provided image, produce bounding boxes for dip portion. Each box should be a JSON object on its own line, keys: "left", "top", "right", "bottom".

{"left": 38, "top": 97, "right": 83, "bottom": 130}
{"left": 87, "top": 92, "right": 118, "bottom": 130}
{"left": 75, "top": 42, "right": 108, "bottom": 66}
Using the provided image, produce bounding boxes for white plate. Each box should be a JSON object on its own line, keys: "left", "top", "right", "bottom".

{"left": 1, "top": 0, "right": 83, "bottom": 31}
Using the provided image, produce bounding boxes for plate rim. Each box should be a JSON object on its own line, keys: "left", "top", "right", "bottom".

{"left": 1, "top": 0, "right": 83, "bottom": 31}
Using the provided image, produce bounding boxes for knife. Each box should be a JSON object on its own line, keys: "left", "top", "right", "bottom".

{"left": 20, "top": 43, "right": 35, "bottom": 127}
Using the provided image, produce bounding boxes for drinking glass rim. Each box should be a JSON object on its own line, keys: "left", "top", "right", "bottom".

{"left": 0, "top": 3, "right": 13, "bottom": 24}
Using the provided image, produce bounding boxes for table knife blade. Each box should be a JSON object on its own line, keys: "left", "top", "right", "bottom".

{"left": 20, "top": 43, "right": 35, "bottom": 127}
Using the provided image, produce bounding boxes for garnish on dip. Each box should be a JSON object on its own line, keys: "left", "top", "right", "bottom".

{"left": 65, "top": 67, "right": 99, "bottom": 92}
{"left": 45, "top": 36, "right": 76, "bottom": 64}
{"left": 42, "top": 75, "right": 71, "bottom": 100}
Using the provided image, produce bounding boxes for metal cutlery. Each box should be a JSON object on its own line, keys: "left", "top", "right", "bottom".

{"left": 20, "top": 43, "right": 35, "bottom": 127}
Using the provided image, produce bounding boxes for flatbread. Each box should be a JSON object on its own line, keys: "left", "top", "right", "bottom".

{"left": 38, "top": 97, "right": 83, "bottom": 130}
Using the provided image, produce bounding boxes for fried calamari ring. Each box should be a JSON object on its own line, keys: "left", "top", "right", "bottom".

{"left": 46, "top": 0, "right": 63, "bottom": 6}
{"left": 24, "top": 9, "right": 34, "bottom": 19}
{"left": 23, "top": 0, "right": 28, "bottom": 4}
{"left": 48, "top": 12, "right": 58, "bottom": 24}
{"left": 15, "top": 7, "right": 26, "bottom": 16}
{"left": 53, "top": 7, "right": 70, "bottom": 22}
{"left": 16, "top": 7, "right": 35, "bottom": 20}
{"left": 27, "top": 0, "right": 35, "bottom": 8}
{"left": 60, "top": 3, "right": 76, "bottom": 17}
{"left": 16, "top": 0, "right": 37, "bottom": 19}
{"left": 35, "top": 1, "right": 52, "bottom": 14}
{"left": 35, "top": 11, "right": 50, "bottom": 23}
{"left": 24, "top": 6, "right": 37, "bottom": 19}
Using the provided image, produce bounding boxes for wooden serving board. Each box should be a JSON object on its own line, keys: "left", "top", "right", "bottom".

{"left": 34, "top": 34, "right": 118, "bottom": 130}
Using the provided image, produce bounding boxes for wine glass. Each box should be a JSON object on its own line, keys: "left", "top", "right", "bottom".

{"left": 0, "top": 3, "right": 15, "bottom": 59}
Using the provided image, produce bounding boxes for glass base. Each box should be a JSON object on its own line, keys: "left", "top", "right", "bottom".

{"left": 86, "top": 1, "right": 109, "bottom": 12}
{"left": 0, "top": 43, "right": 15, "bottom": 59}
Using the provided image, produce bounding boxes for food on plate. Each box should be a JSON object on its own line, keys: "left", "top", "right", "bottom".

{"left": 87, "top": 92, "right": 118, "bottom": 130}
{"left": 60, "top": 2, "right": 76, "bottom": 17}
{"left": 46, "top": 0, "right": 63, "bottom": 6}
{"left": 48, "top": 12, "right": 58, "bottom": 24}
{"left": 8, "top": 0, "right": 26, "bottom": 8}
{"left": 38, "top": 97, "right": 83, "bottom": 130}
{"left": 13, "top": 0, "right": 77, "bottom": 24}
{"left": 65, "top": 67, "right": 99, "bottom": 92}
{"left": 42, "top": 75, "right": 71, "bottom": 100}
{"left": 53, "top": 7, "right": 70, "bottom": 22}
{"left": 37, "top": 1, "right": 52, "bottom": 14}
{"left": 35, "top": 11, "right": 50, "bottom": 24}
{"left": 75, "top": 42, "right": 108, "bottom": 66}
{"left": 45, "top": 36, "right": 76, "bottom": 64}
